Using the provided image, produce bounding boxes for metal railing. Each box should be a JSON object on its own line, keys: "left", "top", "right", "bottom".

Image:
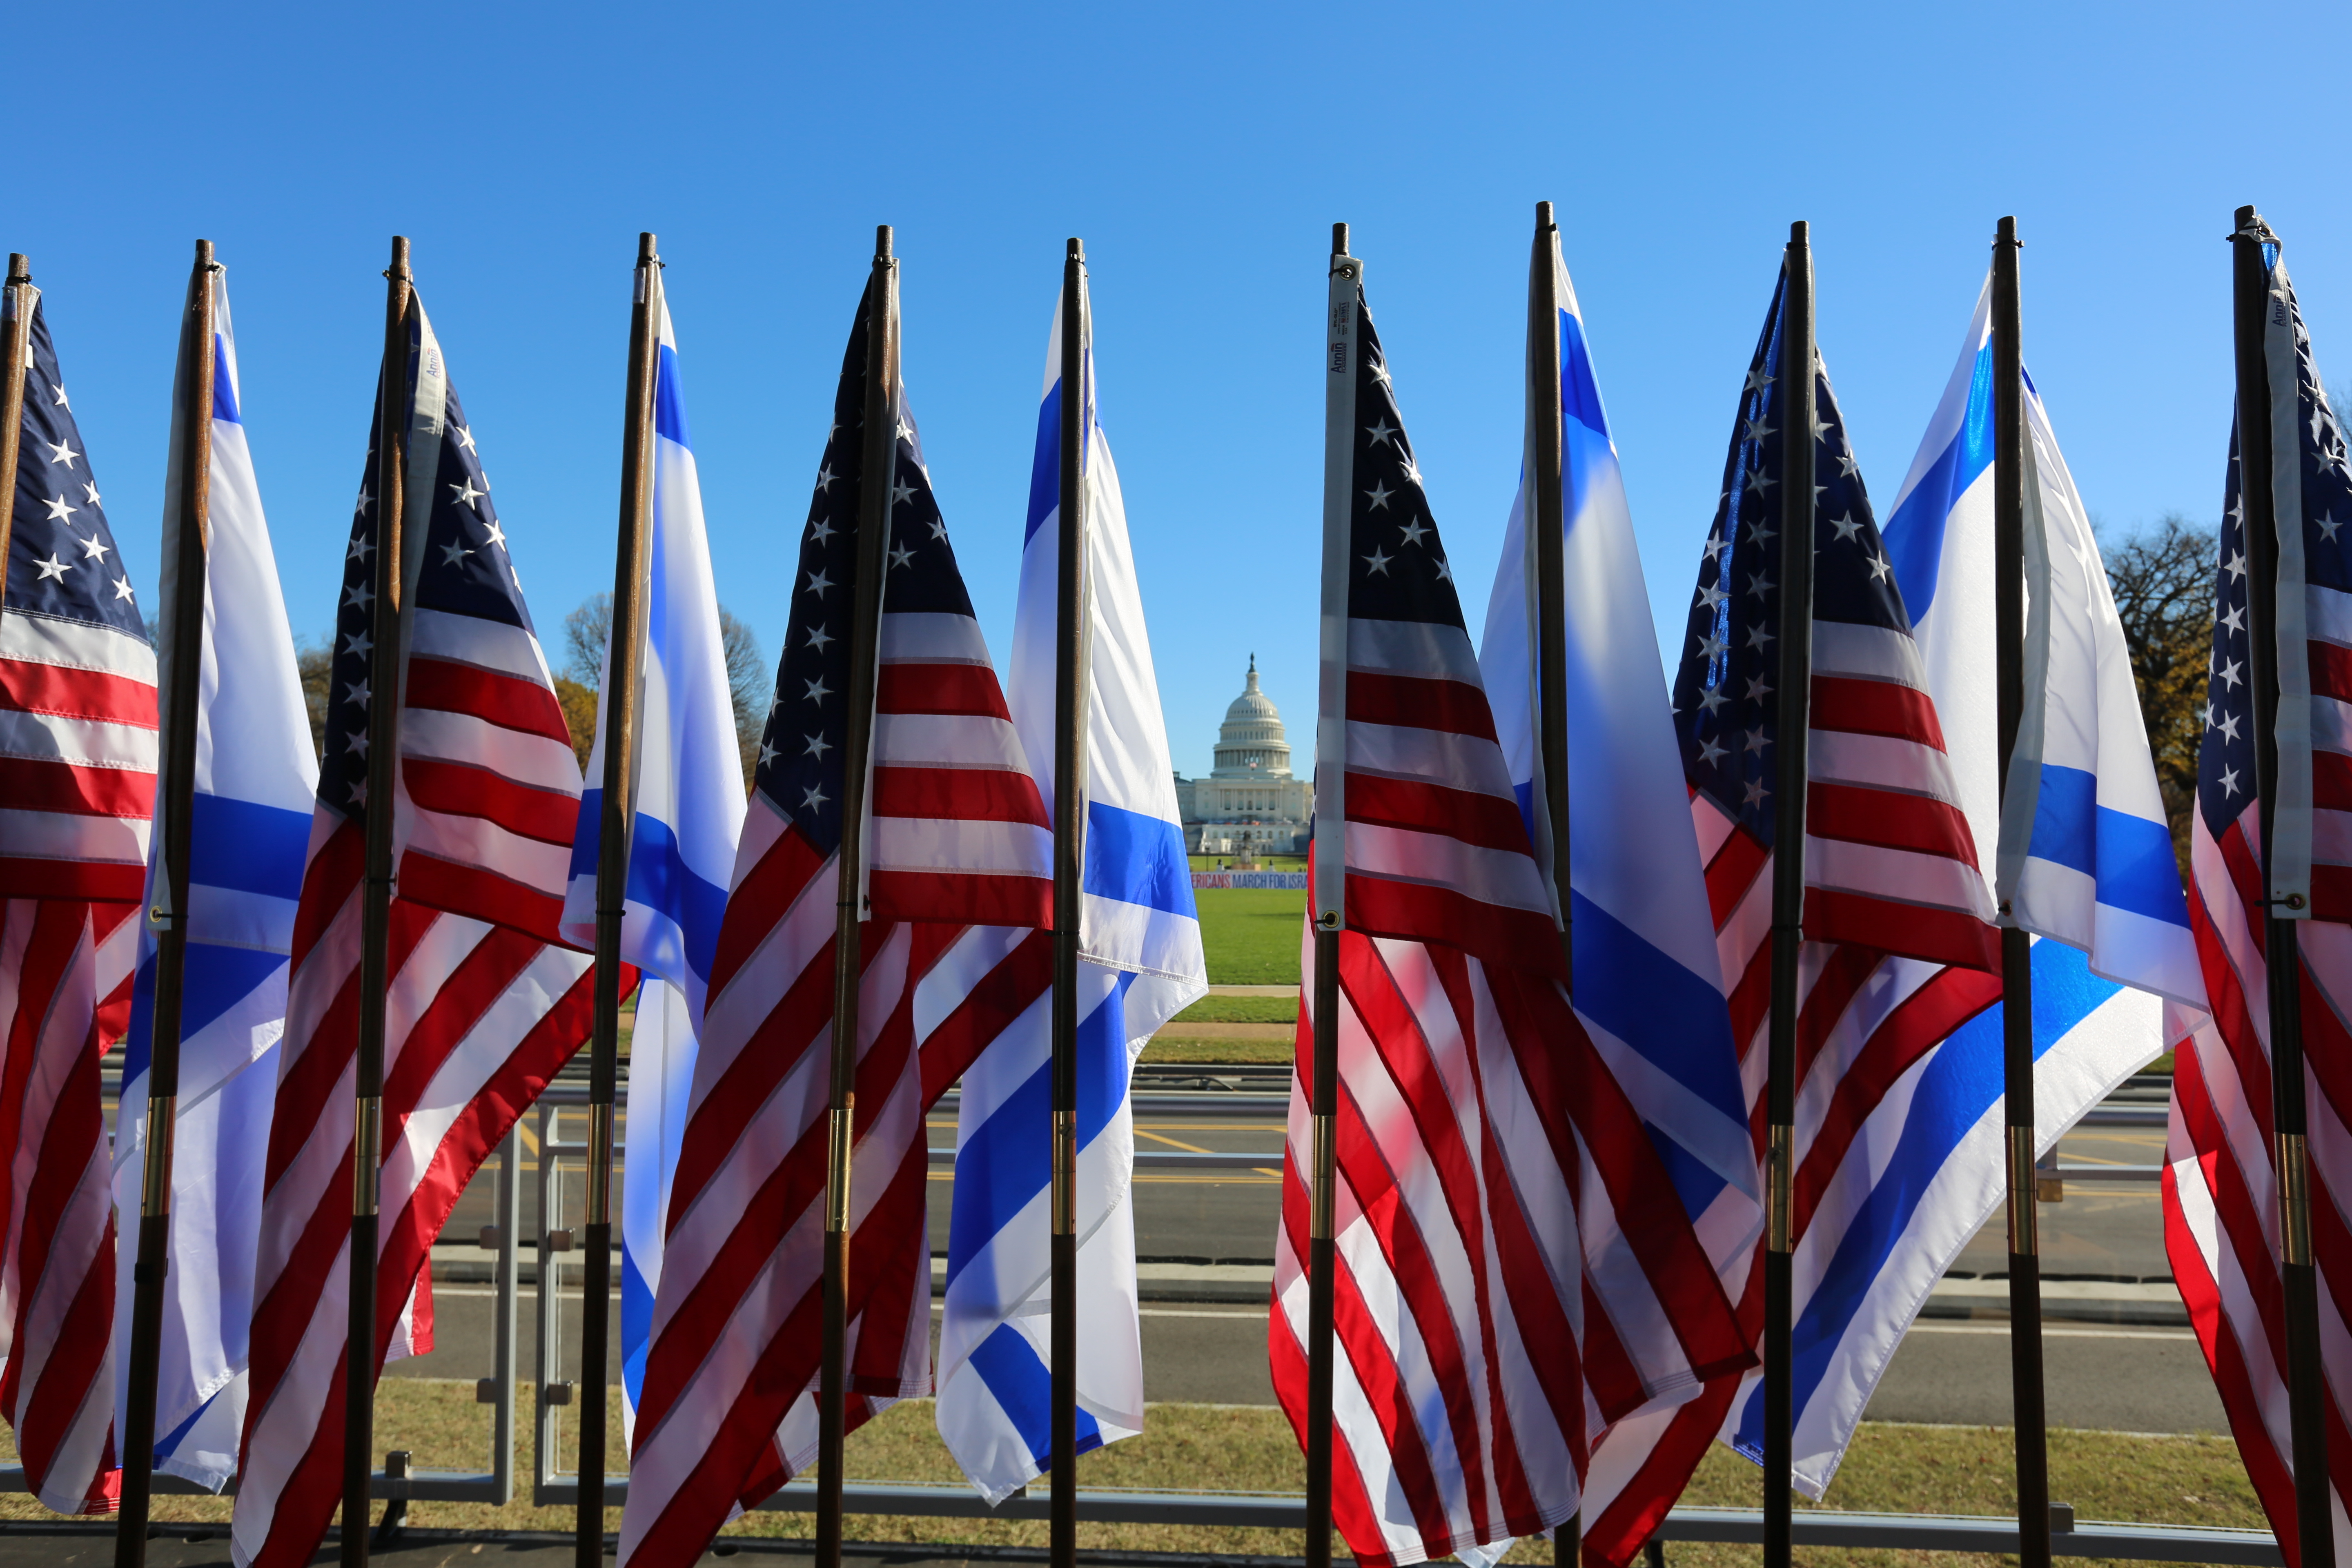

{"left": 4, "top": 1081, "right": 2240, "bottom": 1564}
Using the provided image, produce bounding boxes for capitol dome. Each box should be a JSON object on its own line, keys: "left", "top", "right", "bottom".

{"left": 1212, "top": 655, "right": 1291, "bottom": 778}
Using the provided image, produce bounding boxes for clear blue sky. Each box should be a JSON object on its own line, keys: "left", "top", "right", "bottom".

{"left": 19, "top": 1, "right": 2349, "bottom": 778}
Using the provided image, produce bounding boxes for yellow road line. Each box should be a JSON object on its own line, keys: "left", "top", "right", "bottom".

{"left": 1135, "top": 1126, "right": 1281, "bottom": 1178}
{"left": 924, "top": 1171, "right": 1279, "bottom": 1186}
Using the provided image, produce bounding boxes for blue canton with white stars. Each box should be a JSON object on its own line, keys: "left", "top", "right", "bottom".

{"left": 754, "top": 279, "right": 983, "bottom": 853}
{"left": 1668, "top": 264, "right": 1909, "bottom": 846}
{"left": 320, "top": 309, "right": 536, "bottom": 817}
{"left": 1343, "top": 292, "right": 1463, "bottom": 630}
{"left": 9, "top": 301, "right": 142, "bottom": 636}
{"left": 2199, "top": 249, "right": 2352, "bottom": 837}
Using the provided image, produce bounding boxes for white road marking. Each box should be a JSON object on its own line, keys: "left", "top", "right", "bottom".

{"left": 1904, "top": 1322, "right": 2194, "bottom": 1342}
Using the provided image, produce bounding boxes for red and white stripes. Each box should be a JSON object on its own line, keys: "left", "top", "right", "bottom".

{"left": 394, "top": 608, "right": 585, "bottom": 940}
{"left": 1797, "top": 622, "right": 1999, "bottom": 971}
{"left": 619, "top": 584, "right": 1053, "bottom": 1566}
{"left": 2166, "top": 797, "right": 2352, "bottom": 1564}
{"left": 619, "top": 803, "right": 1053, "bottom": 1566}
{"left": 1337, "top": 619, "right": 1560, "bottom": 976}
{"left": 0, "top": 576, "right": 156, "bottom": 1516}
{"left": 868, "top": 610, "right": 1052, "bottom": 925}
{"left": 1577, "top": 620, "right": 2000, "bottom": 1563}
{"left": 0, "top": 613, "right": 157, "bottom": 909}
{"left": 0, "top": 898, "right": 134, "bottom": 1515}
{"left": 231, "top": 561, "right": 597, "bottom": 1566}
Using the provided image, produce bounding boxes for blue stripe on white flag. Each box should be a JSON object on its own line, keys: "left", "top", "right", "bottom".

{"left": 557, "top": 290, "right": 747, "bottom": 1434}
{"left": 1880, "top": 341, "right": 1994, "bottom": 627}
{"left": 1478, "top": 285, "right": 1757, "bottom": 1215}
{"left": 938, "top": 295, "right": 1205, "bottom": 1503}
{"left": 1085, "top": 802, "right": 1192, "bottom": 920}
{"left": 2022, "top": 765, "right": 2192, "bottom": 928}
{"left": 1729, "top": 941, "right": 2124, "bottom": 1485}
{"left": 1884, "top": 278, "right": 2199, "bottom": 1007}
{"left": 113, "top": 277, "right": 320, "bottom": 1490}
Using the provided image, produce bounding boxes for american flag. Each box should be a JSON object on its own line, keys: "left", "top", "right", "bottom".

{"left": 2165, "top": 237, "right": 2352, "bottom": 1566}
{"left": 0, "top": 290, "right": 152, "bottom": 1516}
{"left": 1273, "top": 271, "right": 1744, "bottom": 1568}
{"left": 1624, "top": 260, "right": 2000, "bottom": 1514}
{"left": 619, "top": 276, "right": 1054, "bottom": 1568}
{"left": 229, "top": 298, "right": 602, "bottom": 1568}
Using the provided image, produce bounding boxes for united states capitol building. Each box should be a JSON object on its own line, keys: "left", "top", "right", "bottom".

{"left": 1172, "top": 657, "right": 1313, "bottom": 856}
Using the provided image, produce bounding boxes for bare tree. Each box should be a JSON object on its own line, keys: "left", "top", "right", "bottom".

{"left": 564, "top": 592, "right": 766, "bottom": 785}
{"left": 2103, "top": 514, "right": 2216, "bottom": 874}
{"left": 562, "top": 595, "right": 612, "bottom": 689}
{"left": 296, "top": 638, "right": 333, "bottom": 760}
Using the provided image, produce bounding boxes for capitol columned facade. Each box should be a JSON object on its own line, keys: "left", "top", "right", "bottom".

{"left": 1172, "top": 657, "right": 1313, "bottom": 856}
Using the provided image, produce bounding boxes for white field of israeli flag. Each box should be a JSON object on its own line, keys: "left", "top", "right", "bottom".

{"left": 557, "top": 276, "right": 746, "bottom": 1435}
{"left": 1739, "top": 274, "right": 2209, "bottom": 1494}
{"left": 1728, "top": 936, "right": 2160, "bottom": 1494}
{"left": 109, "top": 273, "right": 320, "bottom": 1489}
{"left": 1883, "top": 276, "right": 2203, "bottom": 1007}
{"left": 1477, "top": 248, "right": 1762, "bottom": 1316}
{"left": 935, "top": 292, "right": 1208, "bottom": 1503}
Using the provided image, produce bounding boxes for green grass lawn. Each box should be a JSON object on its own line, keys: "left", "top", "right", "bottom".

{"left": 1194, "top": 885, "right": 1305, "bottom": 984}
{"left": 34, "top": 1384, "right": 2262, "bottom": 1564}
{"left": 1141, "top": 1037, "right": 1292, "bottom": 1064}
{"left": 1174, "top": 993, "right": 1296, "bottom": 1022}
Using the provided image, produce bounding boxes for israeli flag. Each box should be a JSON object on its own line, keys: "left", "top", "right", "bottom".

{"left": 110, "top": 272, "right": 319, "bottom": 1489}
{"left": 558, "top": 275, "right": 746, "bottom": 1436}
{"left": 935, "top": 291, "right": 1207, "bottom": 1503}
{"left": 1744, "top": 274, "right": 2209, "bottom": 1494}
{"left": 1732, "top": 935, "right": 2161, "bottom": 1494}
{"left": 1477, "top": 247, "right": 1761, "bottom": 1283}
{"left": 1883, "top": 275, "right": 2202, "bottom": 1006}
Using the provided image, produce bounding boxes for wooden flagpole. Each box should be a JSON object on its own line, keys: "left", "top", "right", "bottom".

{"left": 0, "top": 254, "right": 35, "bottom": 605}
{"left": 1305, "top": 220, "right": 1357, "bottom": 1568}
{"left": 1762, "top": 219, "right": 1815, "bottom": 1568}
{"left": 1989, "top": 213, "right": 2056, "bottom": 1568}
{"left": 342, "top": 234, "right": 414, "bottom": 1568}
{"left": 576, "top": 230, "right": 662, "bottom": 1568}
{"left": 1525, "top": 200, "right": 1581, "bottom": 1568}
{"left": 2232, "top": 202, "right": 2336, "bottom": 1568}
{"left": 115, "top": 238, "right": 220, "bottom": 1568}
{"left": 815, "top": 223, "right": 900, "bottom": 1568}
{"left": 1049, "top": 235, "right": 1091, "bottom": 1568}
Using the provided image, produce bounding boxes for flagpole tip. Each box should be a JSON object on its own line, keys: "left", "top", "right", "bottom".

{"left": 193, "top": 238, "right": 214, "bottom": 269}
{"left": 1788, "top": 220, "right": 1808, "bottom": 248}
{"left": 1332, "top": 222, "right": 1349, "bottom": 257}
{"left": 1067, "top": 237, "right": 1083, "bottom": 262}
{"left": 1996, "top": 215, "right": 2018, "bottom": 248}
{"left": 4, "top": 253, "right": 26, "bottom": 287}
{"left": 388, "top": 236, "right": 411, "bottom": 278}
{"left": 875, "top": 225, "right": 894, "bottom": 261}
{"left": 2235, "top": 204, "right": 2258, "bottom": 231}
{"left": 638, "top": 232, "right": 658, "bottom": 263}
{"left": 1535, "top": 201, "right": 1555, "bottom": 230}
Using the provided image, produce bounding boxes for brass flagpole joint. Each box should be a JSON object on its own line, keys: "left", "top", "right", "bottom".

{"left": 2279, "top": 1131, "right": 2314, "bottom": 1267}
{"left": 352, "top": 1096, "right": 383, "bottom": 1219}
{"left": 825, "top": 1105, "right": 856, "bottom": 1234}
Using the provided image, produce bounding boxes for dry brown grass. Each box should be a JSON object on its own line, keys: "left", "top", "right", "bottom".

{"left": 0, "top": 1385, "right": 2267, "bottom": 1564}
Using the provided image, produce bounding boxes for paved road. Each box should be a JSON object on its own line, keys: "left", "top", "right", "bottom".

{"left": 403, "top": 1093, "right": 2215, "bottom": 1433}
